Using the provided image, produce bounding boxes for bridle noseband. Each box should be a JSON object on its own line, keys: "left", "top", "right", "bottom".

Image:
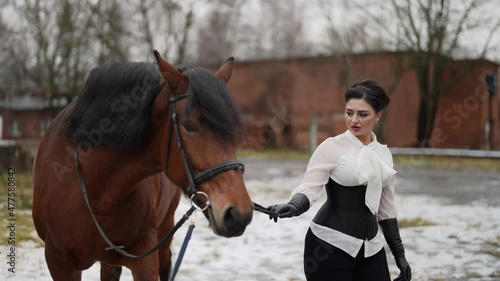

{"left": 164, "top": 93, "right": 245, "bottom": 202}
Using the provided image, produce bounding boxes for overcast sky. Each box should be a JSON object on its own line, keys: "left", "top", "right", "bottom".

{"left": 1, "top": 0, "right": 499, "bottom": 63}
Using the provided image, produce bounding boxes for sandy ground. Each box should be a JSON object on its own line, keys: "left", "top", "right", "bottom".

{"left": 1, "top": 158, "right": 499, "bottom": 280}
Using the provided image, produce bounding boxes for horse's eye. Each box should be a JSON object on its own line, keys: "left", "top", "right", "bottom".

{"left": 183, "top": 121, "right": 198, "bottom": 133}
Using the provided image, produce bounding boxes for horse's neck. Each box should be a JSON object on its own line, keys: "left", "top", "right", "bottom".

{"left": 78, "top": 147, "right": 161, "bottom": 202}
{"left": 75, "top": 114, "right": 172, "bottom": 201}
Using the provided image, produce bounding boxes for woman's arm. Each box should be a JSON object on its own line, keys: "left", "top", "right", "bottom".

{"left": 290, "top": 138, "right": 340, "bottom": 205}
{"left": 267, "top": 137, "right": 341, "bottom": 220}
{"left": 377, "top": 175, "right": 397, "bottom": 220}
{"left": 377, "top": 149, "right": 412, "bottom": 281}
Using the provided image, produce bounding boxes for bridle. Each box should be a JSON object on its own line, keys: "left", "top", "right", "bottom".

{"left": 165, "top": 93, "right": 245, "bottom": 204}
{"left": 74, "top": 92, "right": 247, "bottom": 258}
{"left": 165, "top": 93, "right": 275, "bottom": 214}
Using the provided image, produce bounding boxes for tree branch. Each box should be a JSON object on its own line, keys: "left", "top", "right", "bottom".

{"left": 446, "top": 0, "right": 479, "bottom": 53}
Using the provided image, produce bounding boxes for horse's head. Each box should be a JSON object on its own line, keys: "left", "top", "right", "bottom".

{"left": 151, "top": 51, "right": 253, "bottom": 237}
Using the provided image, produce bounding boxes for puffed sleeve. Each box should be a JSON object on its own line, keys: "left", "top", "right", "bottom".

{"left": 377, "top": 149, "right": 398, "bottom": 220}
{"left": 291, "top": 138, "right": 340, "bottom": 205}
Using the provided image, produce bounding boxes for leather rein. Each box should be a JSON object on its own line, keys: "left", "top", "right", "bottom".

{"left": 75, "top": 93, "right": 275, "bottom": 258}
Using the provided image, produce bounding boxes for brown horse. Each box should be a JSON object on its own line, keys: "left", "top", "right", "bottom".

{"left": 32, "top": 51, "right": 254, "bottom": 281}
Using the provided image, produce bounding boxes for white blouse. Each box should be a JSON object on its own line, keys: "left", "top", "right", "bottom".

{"left": 291, "top": 130, "right": 398, "bottom": 257}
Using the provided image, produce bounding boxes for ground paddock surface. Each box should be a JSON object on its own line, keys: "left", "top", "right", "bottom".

{"left": 1, "top": 158, "right": 499, "bottom": 280}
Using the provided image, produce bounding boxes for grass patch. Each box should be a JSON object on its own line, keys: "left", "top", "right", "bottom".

{"left": 467, "top": 272, "right": 484, "bottom": 279}
{"left": 398, "top": 217, "right": 437, "bottom": 228}
{"left": 485, "top": 236, "right": 500, "bottom": 247}
{"left": 0, "top": 171, "right": 41, "bottom": 246}
{"left": 0, "top": 210, "right": 43, "bottom": 246}
{"left": 466, "top": 271, "right": 500, "bottom": 279}
{"left": 480, "top": 250, "right": 500, "bottom": 258}
{"left": 0, "top": 171, "right": 33, "bottom": 210}
{"left": 480, "top": 236, "right": 500, "bottom": 258}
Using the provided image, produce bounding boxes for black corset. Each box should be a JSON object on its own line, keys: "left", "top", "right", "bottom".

{"left": 312, "top": 178, "right": 378, "bottom": 240}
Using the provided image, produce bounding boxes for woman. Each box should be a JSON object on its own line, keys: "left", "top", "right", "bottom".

{"left": 267, "top": 80, "right": 411, "bottom": 281}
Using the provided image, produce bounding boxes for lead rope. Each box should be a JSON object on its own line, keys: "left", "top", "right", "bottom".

{"left": 170, "top": 192, "right": 210, "bottom": 280}
{"left": 169, "top": 203, "right": 273, "bottom": 281}
{"left": 171, "top": 210, "right": 198, "bottom": 281}
{"left": 253, "top": 202, "right": 279, "bottom": 217}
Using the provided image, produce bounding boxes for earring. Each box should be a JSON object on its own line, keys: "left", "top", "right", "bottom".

{"left": 375, "top": 120, "right": 379, "bottom": 125}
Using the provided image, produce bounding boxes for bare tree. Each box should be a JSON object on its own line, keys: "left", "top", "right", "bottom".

{"left": 86, "top": 0, "right": 129, "bottom": 64}
{"left": 130, "top": 0, "right": 198, "bottom": 64}
{"left": 317, "top": 0, "right": 386, "bottom": 55}
{"left": 315, "top": 0, "right": 393, "bottom": 110}
{"left": 378, "top": 0, "right": 499, "bottom": 147}
{"left": 175, "top": 3, "right": 195, "bottom": 65}
{"left": 196, "top": 0, "right": 245, "bottom": 65}
{"left": 392, "top": 0, "right": 500, "bottom": 147}
{"left": 0, "top": 13, "right": 7, "bottom": 61}
{"left": 0, "top": 13, "right": 12, "bottom": 99}
{"left": 219, "top": 0, "right": 311, "bottom": 60}
{"left": 267, "top": 0, "right": 309, "bottom": 58}
{"left": 321, "top": 0, "right": 500, "bottom": 146}
{"left": 7, "top": 0, "right": 94, "bottom": 103}
{"left": 255, "top": 0, "right": 310, "bottom": 59}
{"left": 3, "top": 0, "right": 205, "bottom": 105}
{"left": 0, "top": 8, "right": 33, "bottom": 100}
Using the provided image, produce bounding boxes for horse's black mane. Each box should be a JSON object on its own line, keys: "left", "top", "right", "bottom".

{"left": 63, "top": 62, "right": 242, "bottom": 149}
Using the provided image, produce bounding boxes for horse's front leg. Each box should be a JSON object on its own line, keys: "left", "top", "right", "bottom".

{"left": 100, "top": 262, "right": 122, "bottom": 281}
{"left": 158, "top": 216, "right": 176, "bottom": 281}
{"left": 45, "top": 242, "right": 83, "bottom": 281}
{"left": 158, "top": 192, "right": 181, "bottom": 281}
{"left": 124, "top": 232, "right": 160, "bottom": 281}
{"left": 129, "top": 255, "right": 159, "bottom": 281}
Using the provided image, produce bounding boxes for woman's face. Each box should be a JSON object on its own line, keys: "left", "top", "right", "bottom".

{"left": 344, "top": 98, "right": 381, "bottom": 144}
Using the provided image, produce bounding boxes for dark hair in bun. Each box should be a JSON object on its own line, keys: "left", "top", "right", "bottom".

{"left": 344, "top": 79, "right": 390, "bottom": 113}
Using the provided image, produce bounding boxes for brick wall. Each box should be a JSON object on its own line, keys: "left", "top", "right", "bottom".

{"left": 0, "top": 109, "right": 53, "bottom": 140}
{"left": 432, "top": 60, "right": 499, "bottom": 149}
{"left": 224, "top": 53, "right": 499, "bottom": 150}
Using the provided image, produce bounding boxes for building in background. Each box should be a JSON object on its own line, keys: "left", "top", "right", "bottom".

{"left": 225, "top": 52, "right": 499, "bottom": 151}
{"left": 0, "top": 52, "right": 498, "bottom": 153}
{"left": 0, "top": 96, "right": 53, "bottom": 140}
{"left": 0, "top": 96, "right": 55, "bottom": 160}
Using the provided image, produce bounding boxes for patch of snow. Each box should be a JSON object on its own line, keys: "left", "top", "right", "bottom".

{"left": 1, "top": 161, "right": 499, "bottom": 280}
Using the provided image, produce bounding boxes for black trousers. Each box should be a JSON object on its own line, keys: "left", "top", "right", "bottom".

{"left": 303, "top": 229, "right": 391, "bottom": 281}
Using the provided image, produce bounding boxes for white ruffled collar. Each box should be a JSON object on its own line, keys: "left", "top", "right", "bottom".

{"left": 345, "top": 129, "right": 378, "bottom": 148}
{"left": 344, "top": 130, "right": 397, "bottom": 214}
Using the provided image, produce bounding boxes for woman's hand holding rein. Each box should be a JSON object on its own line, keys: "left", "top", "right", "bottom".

{"left": 266, "top": 193, "right": 310, "bottom": 222}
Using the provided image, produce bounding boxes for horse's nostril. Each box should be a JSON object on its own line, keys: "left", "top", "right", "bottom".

{"left": 222, "top": 206, "right": 240, "bottom": 229}
{"left": 217, "top": 206, "right": 253, "bottom": 237}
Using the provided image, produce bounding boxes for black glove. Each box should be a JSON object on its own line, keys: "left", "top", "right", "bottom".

{"left": 379, "top": 218, "right": 412, "bottom": 281}
{"left": 266, "top": 193, "right": 310, "bottom": 222}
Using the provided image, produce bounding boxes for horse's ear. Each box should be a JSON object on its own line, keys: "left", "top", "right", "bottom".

{"left": 215, "top": 57, "right": 234, "bottom": 84}
{"left": 153, "top": 50, "right": 188, "bottom": 93}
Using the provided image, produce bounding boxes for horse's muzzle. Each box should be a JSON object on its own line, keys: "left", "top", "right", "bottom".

{"left": 210, "top": 205, "right": 253, "bottom": 237}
